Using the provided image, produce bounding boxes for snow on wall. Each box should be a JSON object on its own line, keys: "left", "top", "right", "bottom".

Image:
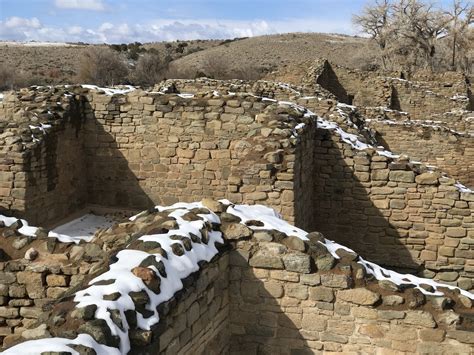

{"left": 3, "top": 201, "right": 473, "bottom": 355}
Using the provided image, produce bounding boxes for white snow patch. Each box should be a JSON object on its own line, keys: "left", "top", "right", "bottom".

{"left": 0, "top": 41, "right": 76, "bottom": 47}
{"left": 227, "top": 204, "right": 308, "bottom": 240}
{"left": 81, "top": 85, "right": 136, "bottom": 96}
{"left": 321, "top": 238, "right": 474, "bottom": 300}
{"left": 49, "top": 214, "right": 116, "bottom": 243}
{"left": 177, "top": 93, "right": 195, "bottom": 99}
{"left": 455, "top": 182, "right": 473, "bottom": 194}
{"left": 0, "top": 215, "right": 38, "bottom": 237}
{"left": 0, "top": 213, "right": 116, "bottom": 244}
{"left": 336, "top": 102, "right": 357, "bottom": 110}
{"left": 73, "top": 202, "right": 223, "bottom": 353}
{"left": 29, "top": 123, "right": 52, "bottom": 133}
{"left": 2, "top": 334, "right": 120, "bottom": 355}
{"left": 451, "top": 95, "right": 469, "bottom": 101}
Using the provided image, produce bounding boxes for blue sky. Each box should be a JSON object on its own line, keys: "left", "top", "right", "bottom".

{"left": 0, "top": 0, "right": 457, "bottom": 43}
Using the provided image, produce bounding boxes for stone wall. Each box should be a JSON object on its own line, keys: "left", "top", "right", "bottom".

{"left": 0, "top": 259, "right": 77, "bottom": 348}
{"left": 229, "top": 241, "right": 474, "bottom": 354}
{"left": 307, "top": 127, "right": 474, "bottom": 290}
{"left": 134, "top": 254, "right": 230, "bottom": 355}
{"left": 81, "top": 90, "right": 310, "bottom": 225}
{"left": 0, "top": 91, "right": 87, "bottom": 226}
{"left": 3, "top": 199, "right": 472, "bottom": 354}
{"left": 155, "top": 78, "right": 319, "bottom": 102}
{"left": 367, "top": 120, "right": 474, "bottom": 188}
{"left": 1, "top": 87, "right": 311, "bottom": 226}
{"left": 332, "top": 66, "right": 472, "bottom": 120}
{"left": 303, "top": 59, "right": 350, "bottom": 104}
{"left": 0, "top": 230, "right": 102, "bottom": 349}
{"left": 1, "top": 83, "right": 473, "bottom": 292}
{"left": 391, "top": 79, "right": 470, "bottom": 119}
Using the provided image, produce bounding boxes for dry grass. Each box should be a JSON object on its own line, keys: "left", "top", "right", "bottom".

{"left": 172, "top": 33, "right": 378, "bottom": 82}
{"left": 0, "top": 34, "right": 377, "bottom": 88}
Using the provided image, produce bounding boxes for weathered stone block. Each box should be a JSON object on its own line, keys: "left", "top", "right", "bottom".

{"left": 321, "top": 274, "right": 352, "bottom": 289}
{"left": 389, "top": 170, "right": 415, "bottom": 183}
{"left": 282, "top": 253, "right": 311, "bottom": 273}
{"left": 309, "top": 286, "right": 334, "bottom": 302}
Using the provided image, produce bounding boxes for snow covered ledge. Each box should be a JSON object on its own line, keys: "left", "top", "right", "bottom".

{"left": 2, "top": 200, "right": 473, "bottom": 354}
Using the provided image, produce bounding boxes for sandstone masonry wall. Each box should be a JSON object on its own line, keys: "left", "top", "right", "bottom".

{"left": 1, "top": 84, "right": 473, "bottom": 292}
{"left": 0, "top": 92, "right": 87, "bottom": 225}
{"left": 229, "top": 243, "right": 474, "bottom": 354}
{"left": 0, "top": 233, "right": 103, "bottom": 349}
{"left": 1, "top": 199, "right": 473, "bottom": 354}
{"left": 134, "top": 254, "right": 230, "bottom": 355}
{"left": 367, "top": 120, "right": 474, "bottom": 188}
{"left": 0, "top": 259, "right": 78, "bottom": 347}
{"left": 81, "top": 90, "right": 309, "bottom": 225}
{"left": 307, "top": 128, "right": 474, "bottom": 290}
{"left": 332, "top": 66, "right": 472, "bottom": 120}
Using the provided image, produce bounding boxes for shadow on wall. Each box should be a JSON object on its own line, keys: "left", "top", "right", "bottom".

{"left": 229, "top": 251, "right": 313, "bottom": 354}
{"left": 295, "top": 128, "right": 421, "bottom": 274}
{"left": 316, "top": 62, "right": 351, "bottom": 105}
{"left": 389, "top": 86, "right": 402, "bottom": 111}
{"left": 468, "top": 87, "right": 473, "bottom": 111}
{"left": 81, "top": 98, "right": 155, "bottom": 211}
{"left": 15, "top": 96, "right": 156, "bottom": 225}
{"left": 11, "top": 98, "right": 89, "bottom": 225}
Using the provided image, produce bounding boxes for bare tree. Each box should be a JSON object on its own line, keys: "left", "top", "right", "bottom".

{"left": 201, "top": 54, "right": 229, "bottom": 79}
{"left": 392, "top": 0, "right": 450, "bottom": 70}
{"left": 353, "top": 0, "right": 469, "bottom": 72}
{"left": 353, "top": 0, "right": 393, "bottom": 69}
{"left": 444, "top": 0, "right": 474, "bottom": 70}
{"left": 77, "top": 47, "right": 128, "bottom": 86}
{"left": 132, "top": 53, "right": 171, "bottom": 86}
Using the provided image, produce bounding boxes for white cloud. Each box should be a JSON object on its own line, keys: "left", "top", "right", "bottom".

{"left": 0, "top": 16, "right": 355, "bottom": 44}
{"left": 0, "top": 17, "right": 43, "bottom": 41}
{"left": 67, "top": 26, "right": 83, "bottom": 35}
{"left": 4, "top": 17, "right": 41, "bottom": 29}
{"left": 54, "top": 0, "right": 105, "bottom": 11}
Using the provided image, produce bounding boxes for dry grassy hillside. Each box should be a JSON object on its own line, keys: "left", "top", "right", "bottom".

{"left": 0, "top": 33, "right": 377, "bottom": 87}
{"left": 170, "top": 33, "right": 377, "bottom": 78}
{"left": 0, "top": 39, "right": 223, "bottom": 86}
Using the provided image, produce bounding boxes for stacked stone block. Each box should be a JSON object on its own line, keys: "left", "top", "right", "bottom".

{"left": 229, "top": 247, "right": 473, "bottom": 354}
{"left": 82, "top": 90, "right": 312, "bottom": 226}
{"left": 308, "top": 128, "right": 474, "bottom": 290}
{"left": 367, "top": 120, "right": 474, "bottom": 188}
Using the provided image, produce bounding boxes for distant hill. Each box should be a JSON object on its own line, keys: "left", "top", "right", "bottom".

{"left": 0, "top": 33, "right": 378, "bottom": 87}
{"left": 170, "top": 33, "right": 377, "bottom": 79}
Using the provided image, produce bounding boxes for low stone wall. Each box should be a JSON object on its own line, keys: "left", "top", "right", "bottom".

{"left": 307, "top": 127, "right": 474, "bottom": 290}
{"left": 229, "top": 243, "right": 474, "bottom": 354}
{"left": 156, "top": 78, "right": 319, "bottom": 102}
{"left": 391, "top": 79, "right": 470, "bottom": 120}
{"left": 367, "top": 120, "right": 474, "bottom": 188}
{"left": 332, "top": 65, "right": 472, "bottom": 120}
{"left": 134, "top": 255, "right": 230, "bottom": 355}
{"left": 3, "top": 200, "right": 472, "bottom": 354}
{"left": 0, "top": 231, "right": 103, "bottom": 348}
